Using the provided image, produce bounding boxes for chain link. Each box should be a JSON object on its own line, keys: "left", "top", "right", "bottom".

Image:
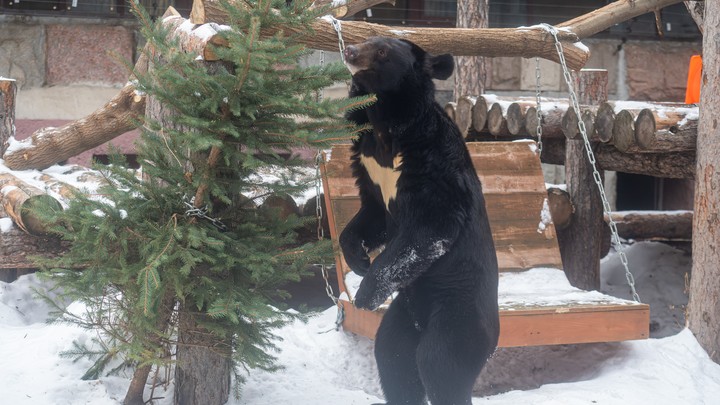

{"left": 327, "top": 16, "right": 347, "bottom": 63}
{"left": 541, "top": 23, "right": 640, "bottom": 302}
{"left": 315, "top": 28, "right": 345, "bottom": 328}
{"left": 182, "top": 195, "right": 228, "bottom": 232}
{"left": 534, "top": 57, "right": 544, "bottom": 155}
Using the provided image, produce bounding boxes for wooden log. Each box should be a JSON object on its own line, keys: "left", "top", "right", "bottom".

{"left": 2, "top": 84, "right": 146, "bottom": 171}
{"left": 0, "top": 173, "right": 63, "bottom": 235}
{"left": 558, "top": 0, "right": 685, "bottom": 40}
{"left": 633, "top": 108, "right": 698, "bottom": 153}
{"left": 539, "top": 137, "right": 695, "bottom": 179}
{"left": 472, "top": 95, "right": 489, "bottom": 132}
{"left": 594, "top": 102, "right": 615, "bottom": 142}
{"left": 611, "top": 109, "right": 637, "bottom": 153}
{"left": 487, "top": 103, "right": 510, "bottom": 136}
{"left": 444, "top": 102, "right": 457, "bottom": 123}
{"left": 308, "top": 0, "right": 396, "bottom": 19}
{"left": 605, "top": 210, "right": 693, "bottom": 241}
{"left": 525, "top": 102, "right": 568, "bottom": 139}
{"left": 596, "top": 145, "right": 695, "bottom": 179}
{"left": 560, "top": 69, "right": 608, "bottom": 291}
{"left": 506, "top": 101, "right": 534, "bottom": 136}
{"left": 455, "top": 96, "right": 475, "bottom": 138}
{"left": 0, "top": 226, "right": 68, "bottom": 269}
{"left": 547, "top": 186, "right": 573, "bottom": 230}
{"left": 561, "top": 106, "right": 597, "bottom": 140}
{"left": 190, "top": 0, "right": 590, "bottom": 69}
{"left": 260, "top": 194, "right": 300, "bottom": 221}
{"left": 1, "top": 78, "right": 17, "bottom": 157}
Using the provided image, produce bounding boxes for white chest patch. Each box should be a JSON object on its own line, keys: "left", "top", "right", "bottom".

{"left": 360, "top": 154, "right": 403, "bottom": 209}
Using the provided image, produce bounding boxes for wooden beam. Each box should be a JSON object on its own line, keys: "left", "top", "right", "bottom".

{"left": 190, "top": 0, "right": 589, "bottom": 69}
{"left": 2, "top": 84, "right": 146, "bottom": 171}
{"left": 607, "top": 210, "right": 693, "bottom": 241}
{"left": 558, "top": 0, "right": 686, "bottom": 39}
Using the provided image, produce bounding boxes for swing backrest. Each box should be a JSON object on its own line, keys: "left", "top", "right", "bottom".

{"left": 321, "top": 141, "right": 564, "bottom": 294}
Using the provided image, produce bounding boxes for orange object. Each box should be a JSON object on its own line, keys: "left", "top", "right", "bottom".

{"left": 685, "top": 55, "right": 702, "bottom": 104}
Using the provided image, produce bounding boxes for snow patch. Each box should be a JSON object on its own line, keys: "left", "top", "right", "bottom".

{"left": 388, "top": 30, "right": 417, "bottom": 37}
{"left": 0, "top": 217, "right": 13, "bottom": 232}
{"left": 537, "top": 197, "right": 552, "bottom": 233}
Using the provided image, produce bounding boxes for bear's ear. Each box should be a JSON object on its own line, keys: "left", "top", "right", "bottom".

{"left": 429, "top": 54, "right": 454, "bottom": 80}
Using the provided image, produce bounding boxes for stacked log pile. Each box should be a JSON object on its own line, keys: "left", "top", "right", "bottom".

{"left": 446, "top": 95, "right": 699, "bottom": 179}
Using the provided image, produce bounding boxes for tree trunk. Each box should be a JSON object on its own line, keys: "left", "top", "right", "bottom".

{"left": 175, "top": 304, "right": 231, "bottom": 405}
{"left": 454, "top": 0, "right": 488, "bottom": 99}
{"left": 1, "top": 78, "right": 16, "bottom": 157}
{"left": 688, "top": 0, "right": 720, "bottom": 364}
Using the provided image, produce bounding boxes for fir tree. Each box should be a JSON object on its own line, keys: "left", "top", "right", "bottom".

{"left": 35, "top": 1, "right": 372, "bottom": 403}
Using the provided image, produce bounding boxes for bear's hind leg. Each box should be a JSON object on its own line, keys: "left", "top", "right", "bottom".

{"left": 416, "top": 307, "right": 494, "bottom": 405}
{"left": 374, "top": 294, "right": 426, "bottom": 405}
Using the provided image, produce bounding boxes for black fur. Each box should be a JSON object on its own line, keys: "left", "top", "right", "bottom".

{"left": 339, "top": 37, "right": 499, "bottom": 405}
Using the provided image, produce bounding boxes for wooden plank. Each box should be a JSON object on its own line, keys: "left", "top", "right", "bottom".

{"left": 498, "top": 305, "right": 649, "bottom": 347}
{"left": 338, "top": 299, "right": 649, "bottom": 347}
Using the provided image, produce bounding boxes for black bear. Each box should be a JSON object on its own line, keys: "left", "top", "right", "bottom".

{"left": 339, "top": 37, "right": 500, "bottom": 405}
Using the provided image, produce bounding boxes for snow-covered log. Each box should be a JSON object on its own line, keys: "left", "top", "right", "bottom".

{"left": 189, "top": 0, "right": 590, "bottom": 69}
{"left": 0, "top": 173, "right": 63, "bottom": 235}
{"left": 606, "top": 210, "right": 693, "bottom": 241}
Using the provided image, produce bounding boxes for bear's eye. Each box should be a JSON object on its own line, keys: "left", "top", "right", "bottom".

{"left": 377, "top": 49, "right": 387, "bottom": 57}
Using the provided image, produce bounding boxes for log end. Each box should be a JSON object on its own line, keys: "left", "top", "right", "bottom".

{"left": 471, "top": 96, "right": 488, "bottom": 133}
{"left": 594, "top": 102, "right": 615, "bottom": 142}
{"left": 634, "top": 109, "right": 657, "bottom": 150}
{"left": 506, "top": 103, "right": 525, "bottom": 135}
{"left": 547, "top": 186, "right": 573, "bottom": 230}
{"left": 612, "top": 110, "right": 636, "bottom": 153}
{"left": 562, "top": 106, "right": 580, "bottom": 140}
{"left": 487, "top": 103, "right": 506, "bottom": 136}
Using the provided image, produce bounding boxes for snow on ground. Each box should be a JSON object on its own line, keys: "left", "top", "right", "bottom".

{"left": 1, "top": 242, "right": 719, "bottom": 404}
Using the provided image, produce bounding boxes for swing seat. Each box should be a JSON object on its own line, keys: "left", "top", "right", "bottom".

{"left": 321, "top": 141, "right": 649, "bottom": 347}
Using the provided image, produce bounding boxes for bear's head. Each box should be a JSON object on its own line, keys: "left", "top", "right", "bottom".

{"left": 343, "top": 37, "right": 454, "bottom": 93}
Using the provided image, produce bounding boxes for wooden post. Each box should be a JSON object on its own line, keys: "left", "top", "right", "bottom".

{"left": 688, "top": 0, "right": 720, "bottom": 364}
{"left": 0, "top": 78, "right": 17, "bottom": 157}
{"left": 559, "top": 69, "right": 608, "bottom": 291}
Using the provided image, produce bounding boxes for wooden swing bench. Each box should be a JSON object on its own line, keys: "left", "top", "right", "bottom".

{"left": 321, "top": 141, "right": 649, "bottom": 347}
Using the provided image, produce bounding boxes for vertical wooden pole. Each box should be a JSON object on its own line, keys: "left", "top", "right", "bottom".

{"left": 688, "top": 0, "right": 720, "bottom": 364}
{"left": 0, "top": 78, "right": 17, "bottom": 157}
{"left": 558, "top": 69, "right": 608, "bottom": 291}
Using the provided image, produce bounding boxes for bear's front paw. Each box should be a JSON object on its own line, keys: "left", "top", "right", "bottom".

{"left": 353, "top": 277, "right": 390, "bottom": 311}
{"left": 344, "top": 254, "right": 370, "bottom": 277}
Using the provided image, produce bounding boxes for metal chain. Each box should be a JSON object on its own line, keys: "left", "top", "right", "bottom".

{"left": 542, "top": 23, "right": 640, "bottom": 302}
{"left": 315, "top": 151, "right": 345, "bottom": 331}
{"left": 316, "top": 32, "right": 345, "bottom": 329}
{"left": 534, "top": 57, "right": 544, "bottom": 155}
{"left": 182, "top": 195, "right": 227, "bottom": 232}
{"left": 327, "top": 16, "right": 347, "bottom": 63}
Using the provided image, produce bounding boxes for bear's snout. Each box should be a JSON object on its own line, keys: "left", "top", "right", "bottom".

{"left": 344, "top": 45, "right": 359, "bottom": 62}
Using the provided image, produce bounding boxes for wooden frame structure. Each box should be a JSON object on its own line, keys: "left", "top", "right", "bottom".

{"left": 321, "top": 142, "right": 649, "bottom": 347}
